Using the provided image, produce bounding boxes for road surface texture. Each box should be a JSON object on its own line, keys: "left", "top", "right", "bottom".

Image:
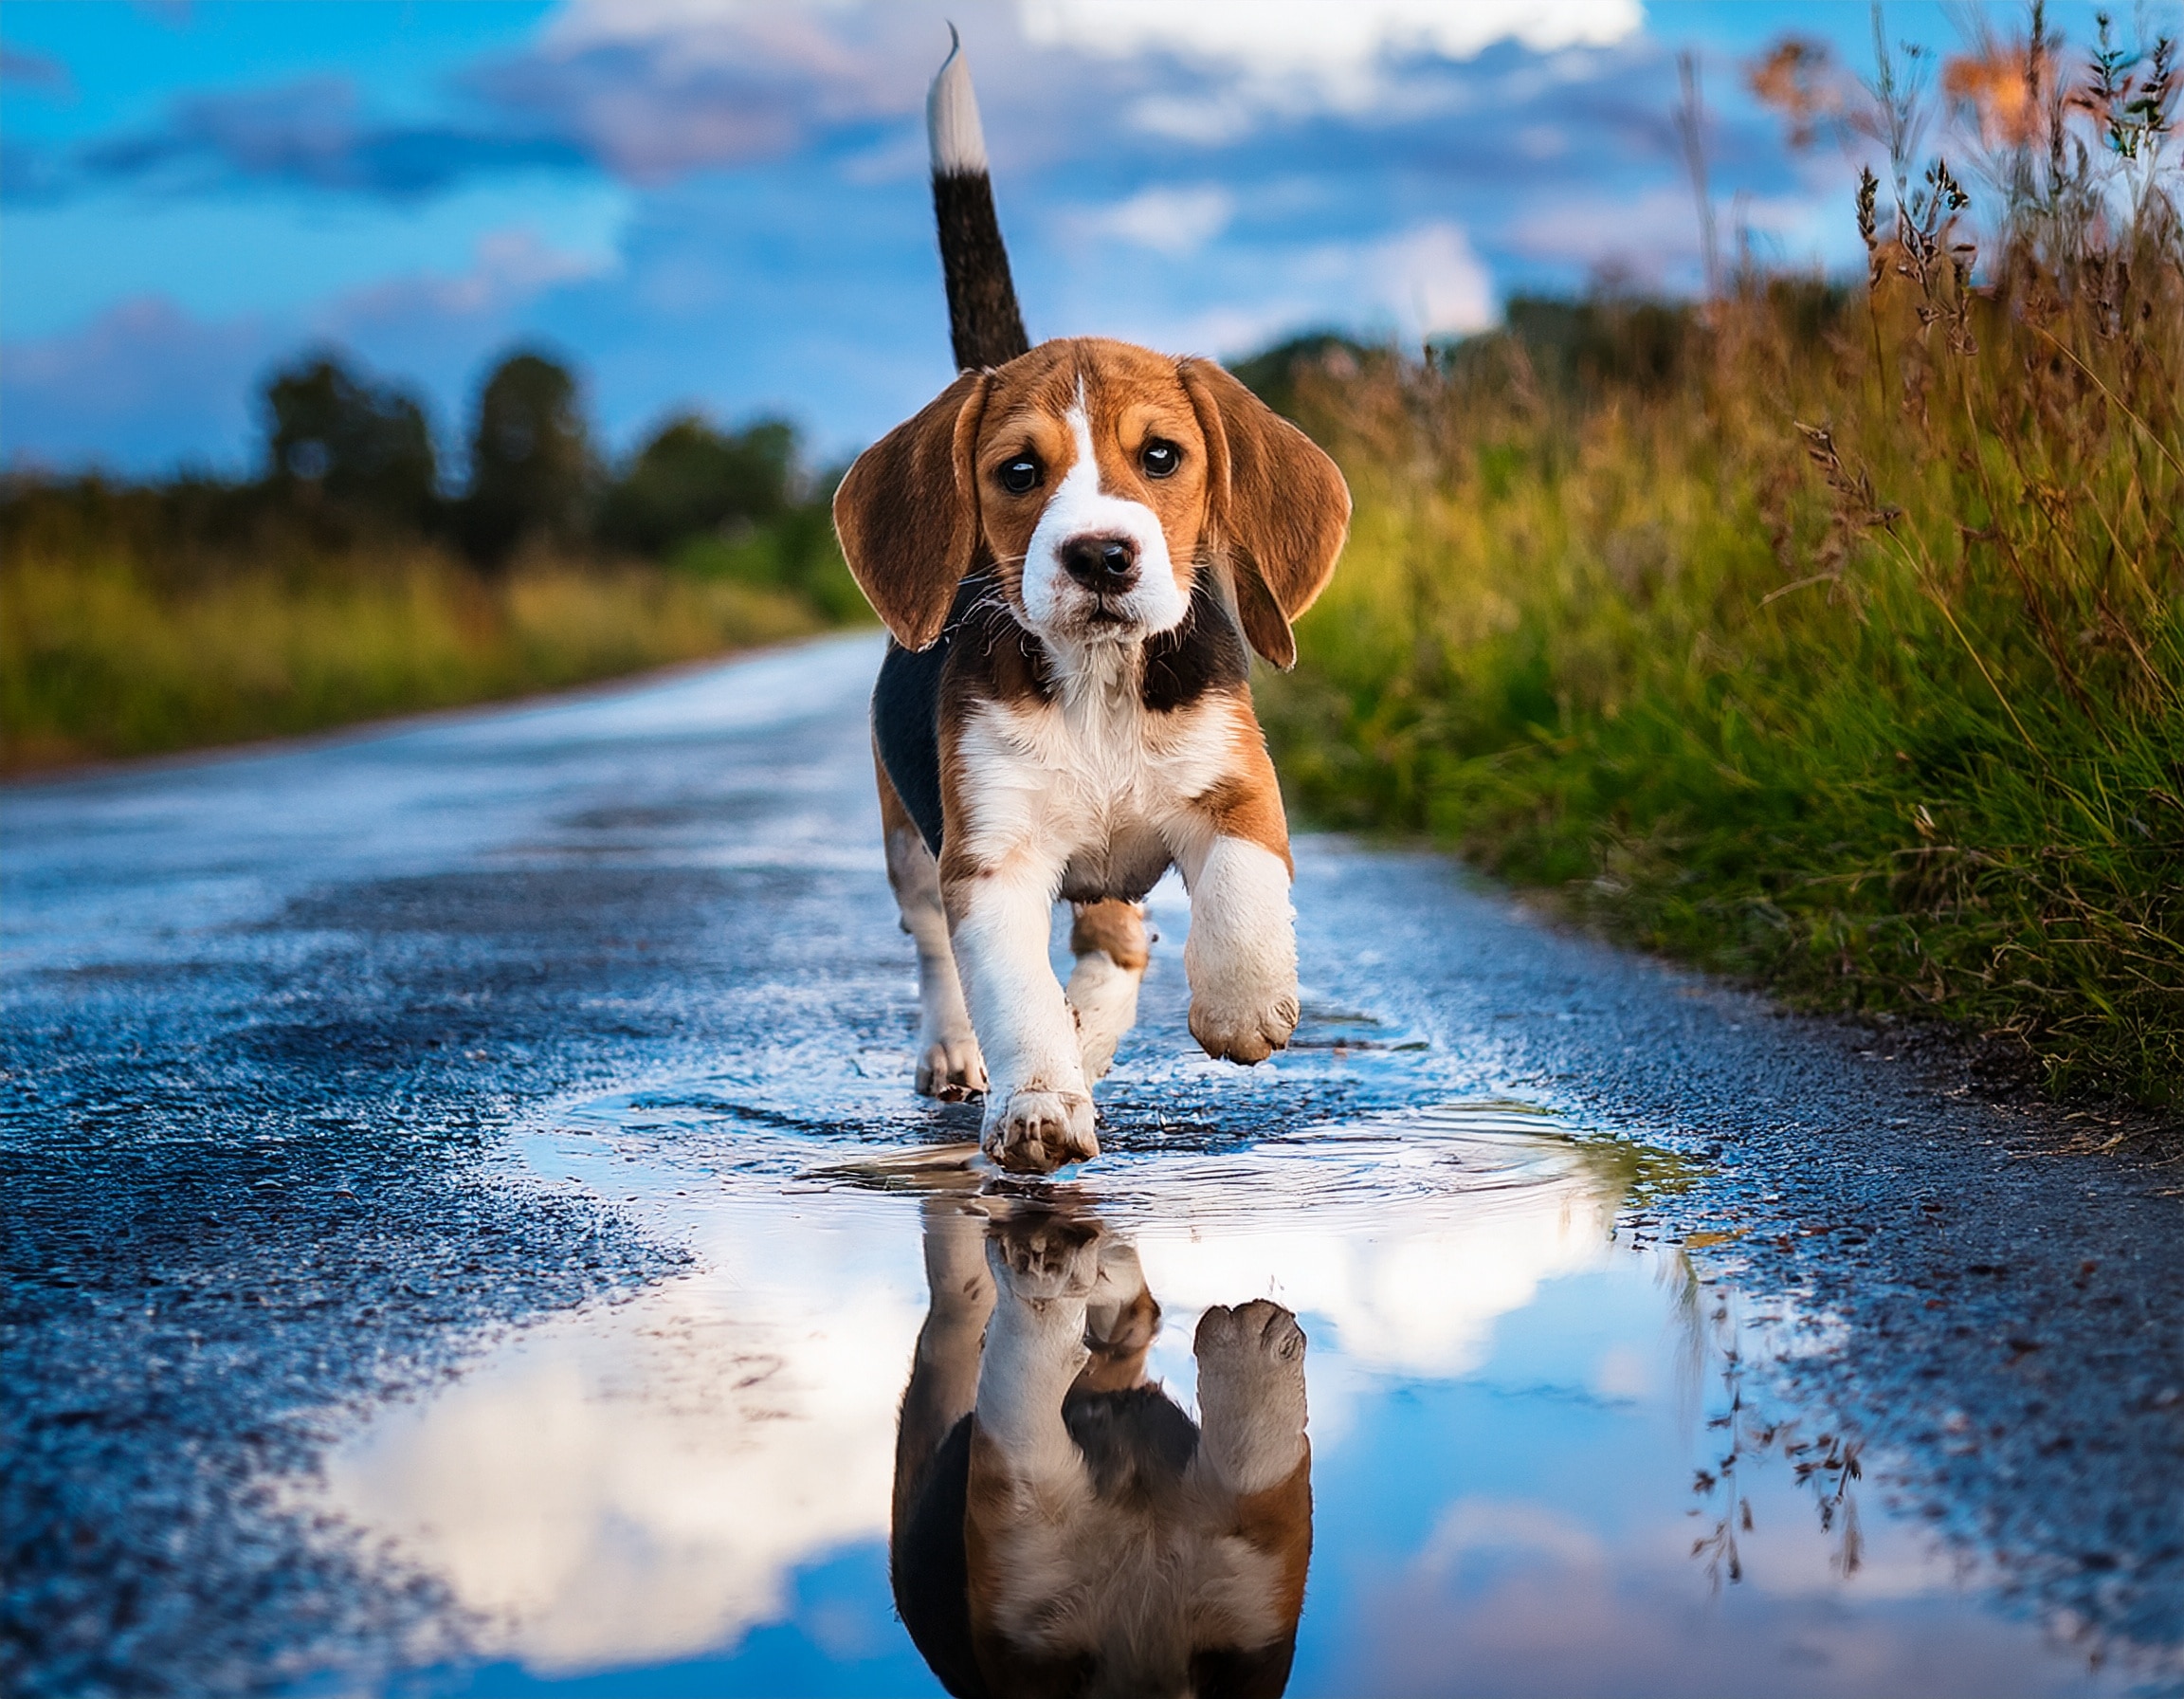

{"left": 5, "top": 633, "right": 2180, "bottom": 1697}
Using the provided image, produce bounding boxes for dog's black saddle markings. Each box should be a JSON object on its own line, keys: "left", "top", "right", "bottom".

{"left": 873, "top": 577, "right": 987, "bottom": 859}
{"left": 873, "top": 569, "right": 1252, "bottom": 859}
{"left": 873, "top": 637, "right": 951, "bottom": 858}
{"left": 1143, "top": 570, "right": 1251, "bottom": 712}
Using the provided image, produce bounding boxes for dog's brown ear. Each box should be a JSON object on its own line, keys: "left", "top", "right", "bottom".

{"left": 833, "top": 370, "right": 991, "bottom": 650}
{"left": 1179, "top": 358, "right": 1351, "bottom": 669}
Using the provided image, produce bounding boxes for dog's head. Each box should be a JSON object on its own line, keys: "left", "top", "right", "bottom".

{"left": 834, "top": 338, "right": 1350, "bottom": 667}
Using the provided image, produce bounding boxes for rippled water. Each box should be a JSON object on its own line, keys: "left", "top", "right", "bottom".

{"left": 301, "top": 1095, "right": 2120, "bottom": 1698}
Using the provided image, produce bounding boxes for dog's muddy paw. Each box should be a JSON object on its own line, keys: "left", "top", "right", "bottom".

{"left": 983, "top": 1088, "right": 1098, "bottom": 1174}
{"left": 915, "top": 1032, "right": 987, "bottom": 1101}
{"left": 1188, "top": 987, "right": 1301, "bottom": 1066}
{"left": 988, "top": 1213, "right": 1102, "bottom": 1302}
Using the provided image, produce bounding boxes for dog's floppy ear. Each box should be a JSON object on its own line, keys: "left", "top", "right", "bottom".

{"left": 1179, "top": 358, "right": 1350, "bottom": 670}
{"left": 833, "top": 370, "right": 991, "bottom": 651}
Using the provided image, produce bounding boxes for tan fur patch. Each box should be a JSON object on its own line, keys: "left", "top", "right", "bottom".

{"left": 1179, "top": 357, "right": 1352, "bottom": 668}
{"left": 1193, "top": 698, "right": 1294, "bottom": 873}
{"left": 1073, "top": 1281, "right": 1160, "bottom": 1395}
{"left": 1231, "top": 1454, "right": 1314, "bottom": 1625}
{"left": 1068, "top": 899, "right": 1149, "bottom": 973}
{"left": 833, "top": 371, "right": 992, "bottom": 650}
{"left": 875, "top": 738, "right": 919, "bottom": 845}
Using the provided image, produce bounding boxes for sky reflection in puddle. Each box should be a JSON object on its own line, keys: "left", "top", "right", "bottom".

{"left": 312, "top": 1101, "right": 2120, "bottom": 1698}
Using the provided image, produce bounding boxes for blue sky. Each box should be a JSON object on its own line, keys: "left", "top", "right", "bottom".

{"left": 0, "top": 1, "right": 2147, "bottom": 477}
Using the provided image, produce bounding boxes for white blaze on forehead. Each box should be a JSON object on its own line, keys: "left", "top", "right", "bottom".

{"left": 1019, "top": 397, "right": 1188, "bottom": 639}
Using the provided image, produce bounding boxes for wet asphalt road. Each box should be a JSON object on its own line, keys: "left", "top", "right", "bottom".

{"left": 4, "top": 631, "right": 2182, "bottom": 1697}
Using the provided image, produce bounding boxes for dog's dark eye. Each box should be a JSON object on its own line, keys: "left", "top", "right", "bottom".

{"left": 1140, "top": 439, "right": 1180, "bottom": 480}
{"left": 998, "top": 456, "right": 1042, "bottom": 495}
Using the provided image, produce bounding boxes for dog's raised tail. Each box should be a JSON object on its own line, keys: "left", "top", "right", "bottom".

{"left": 928, "top": 27, "right": 1029, "bottom": 372}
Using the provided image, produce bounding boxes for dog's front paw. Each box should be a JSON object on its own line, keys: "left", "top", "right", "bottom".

{"left": 1188, "top": 983, "right": 1301, "bottom": 1066}
{"left": 915, "top": 1031, "right": 987, "bottom": 1101}
{"left": 983, "top": 1088, "right": 1098, "bottom": 1174}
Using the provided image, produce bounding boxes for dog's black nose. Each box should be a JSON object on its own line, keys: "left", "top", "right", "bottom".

{"left": 1060, "top": 534, "right": 1138, "bottom": 591}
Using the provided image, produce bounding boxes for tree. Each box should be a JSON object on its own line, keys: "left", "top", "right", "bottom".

{"left": 459, "top": 350, "right": 592, "bottom": 565}
{"left": 262, "top": 355, "right": 438, "bottom": 530}
{"left": 597, "top": 413, "right": 797, "bottom": 557}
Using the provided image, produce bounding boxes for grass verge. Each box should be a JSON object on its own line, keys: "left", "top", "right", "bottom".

{"left": 1258, "top": 182, "right": 2181, "bottom": 1105}
{"left": 1, "top": 544, "right": 843, "bottom": 773}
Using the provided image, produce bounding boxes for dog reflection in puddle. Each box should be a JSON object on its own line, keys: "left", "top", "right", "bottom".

{"left": 892, "top": 1199, "right": 1312, "bottom": 1697}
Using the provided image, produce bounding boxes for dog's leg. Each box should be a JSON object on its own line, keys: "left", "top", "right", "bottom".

{"left": 893, "top": 1197, "right": 994, "bottom": 1539}
{"left": 945, "top": 857, "right": 1096, "bottom": 1173}
{"left": 974, "top": 1215, "right": 1099, "bottom": 1490}
{"left": 961, "top": 1215, "right": 1100, "bottom": 1652}
{"left": 1075, "top": 1236, "right": 1160, "bottom": 1395}
{"left": 1192, "top": 1300, "right": 1309, "bottom": 1496}
{"left": 1177, "top": 833, "right": 1301, "bottom": 1065}
{"left": 1065, "top": 899, "right": 1148, "bottom": 1083}
{"left": 878, "top": 750, "right": 985, "bottom": 1099}
{"left": 1192, "top": 1300, "right": 1316, "bottom": 1640}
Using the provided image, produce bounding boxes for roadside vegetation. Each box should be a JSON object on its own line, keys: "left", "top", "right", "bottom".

{"left": 1, "top": 350, "right": 865, "bottom": 772}
{"left": 1251, "top": 11, "right": 2182, "bottom": 1105}
{"left": 6, "top": 9, "right": 2173, "bottom": 1105}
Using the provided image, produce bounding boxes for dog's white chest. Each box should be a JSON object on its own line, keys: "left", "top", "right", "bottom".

{"left": 954, "top": 667, "right": 1229, "bottom": 893}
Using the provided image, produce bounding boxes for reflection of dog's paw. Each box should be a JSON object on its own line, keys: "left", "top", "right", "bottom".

{"left": 983, "top": 1088, "right": 1097, "bottom": 1173}
{"left": 915, "top": 1032, "right": 987, "bottom": 1101}
{"left": 1194, "top": 1301, "right": 1308, "bottom": 1492}
{"left": 1188, "top": 986, "right": 1301, "bottom": 1066}
{"left": 1196, "top": 1299, "right": 1305, "bottom": 1375}
{"left": 989, "top": 1214, "right": 1102, "bottom": 1303}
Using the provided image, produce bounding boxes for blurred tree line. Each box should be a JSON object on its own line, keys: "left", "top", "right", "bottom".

{"left": 4, "top": 346, "right": 864, "bottom": 620}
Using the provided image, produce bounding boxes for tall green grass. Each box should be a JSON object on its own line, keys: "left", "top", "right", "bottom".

{"left": 1, "top": 536, "right": 840, "bottom": 772}
{"left": 1261, "top": 34, "right": 2182, "bottom": 1104}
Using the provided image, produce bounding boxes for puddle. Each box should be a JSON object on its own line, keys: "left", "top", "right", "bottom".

{"left": 302, "top": 1099, "right": 2124, "bottom": 1698}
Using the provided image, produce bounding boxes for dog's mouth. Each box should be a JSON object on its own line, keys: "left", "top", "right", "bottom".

{"left": 1022, "top": 578, "right": 1171, "bottom": 645}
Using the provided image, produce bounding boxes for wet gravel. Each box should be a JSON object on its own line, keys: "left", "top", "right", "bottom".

{"left": 4, "top": 632, "right": 2180, "bottom": 1694}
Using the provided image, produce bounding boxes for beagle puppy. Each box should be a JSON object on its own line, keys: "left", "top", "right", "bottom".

{"left": 838, "top": 341, "right": 1349, "bottom": 1173}
{"left": 893, "top": 1199, "right": 1314, "bottom": 1696}
{"left": 834, "top": 46, "right": 1349, "bottom": 1174}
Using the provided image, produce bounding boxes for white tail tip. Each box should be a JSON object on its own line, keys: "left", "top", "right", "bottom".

{"left": 927, "top": 24, "right": 989, "bottom": 175}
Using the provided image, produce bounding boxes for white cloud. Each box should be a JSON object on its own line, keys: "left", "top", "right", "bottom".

{"left": 545, "top": 0, "right": 1644, "bottom": 69}
{"left": 1131, "top": 1173, "right": 1612, "bottom": 1380}
{"left": 307, "top": 1198, "right": 925, "bottom": 1674}
{"left": 1044, "top": 216, "right": 1496, "bottom": 361}
{"left": 1020, "top": 0, "right": 1644, "bottom": 100}
{"left": 541, "top": 0, "right": 875, "bottom": 69}
{"left": 529, "top": 1, "right": 1646, "bottom": 140}
{"left": 337, "top": 226, "right": 616, "bottom": 321}
{"left": 1361, "top": 220, "right": 1498, "bottom": 339}
{"left": 1065, "top": 184, "right": 1236, "bottom": 256}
